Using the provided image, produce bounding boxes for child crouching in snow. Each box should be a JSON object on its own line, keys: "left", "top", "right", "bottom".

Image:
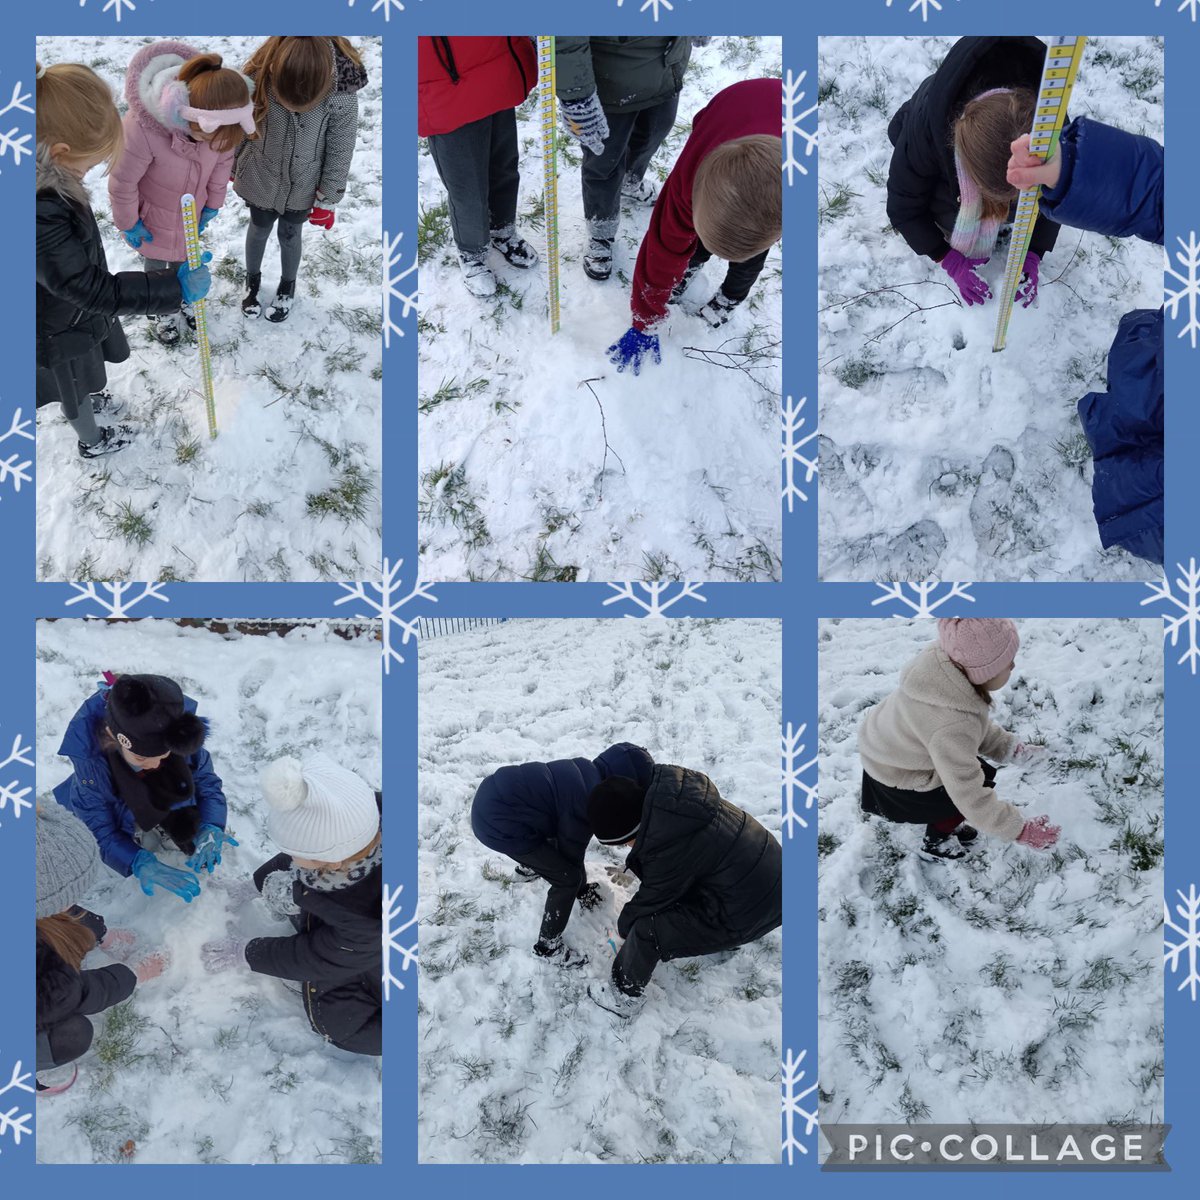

{"left": 200, "top": 755, "right": 383, "bottom": 1057}
{"left": 108, "top": 43, "right": 255, "bottom": 347}
{"left": 857, "top": 618, "right": 1060, "bottom": 860}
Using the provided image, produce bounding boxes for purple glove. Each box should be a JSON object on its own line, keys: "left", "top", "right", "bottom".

{"left": 941, "top": 249, "right": 992, "bottom": 306}
{"left": 607, "top": 327, "right": 661, "bottom": 375}
{"left": 1017, "top": 250, "right": 1040, "bottom": 307}
{"left": 200, "top": 936, "right": 246, "bottom": 974}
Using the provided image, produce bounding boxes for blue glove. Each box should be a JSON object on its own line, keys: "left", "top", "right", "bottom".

{"left": 177, "top": 251, "right": 213, "bottom": 304}
{"left": 198, "top": 206, "right": 219, "bottom": 234}
{"left": 607, "top": 327, "right": 661, "bottom": 376}
{"left": 122, "top": 219, "right": 154, "bottom": 249}
{"left": 131, "top": 849, "right": 201, "bottom": 902}
{"left": 185, "top": 824, "right": 239, "bottom": 874}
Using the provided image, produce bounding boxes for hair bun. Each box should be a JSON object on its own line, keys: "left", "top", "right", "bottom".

{"left": 261, "top": 756, "right": 308, "bottom": 812}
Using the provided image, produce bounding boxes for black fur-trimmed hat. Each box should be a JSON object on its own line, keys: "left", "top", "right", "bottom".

{"left": 587, "top": 777, "right": 646, "bottom": 846}
{"left": 105, "top": 674, "right": 207, "bottom": 759}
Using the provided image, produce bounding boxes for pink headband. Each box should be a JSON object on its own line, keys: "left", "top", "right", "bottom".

{"left": 180, "top": 103, "right": 255, "bottom": 135}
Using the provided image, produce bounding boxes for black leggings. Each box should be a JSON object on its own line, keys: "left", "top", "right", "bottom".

{"left": 245, "top": 204, "right": 308, "bottom": 281}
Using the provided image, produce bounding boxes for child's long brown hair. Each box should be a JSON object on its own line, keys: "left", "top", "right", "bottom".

{"left": 244, "top": 37, "right": 361, "bottom": 125}
{"left": 35, "top": 60, "right": 123, "bottom": 169}
{"left": 953, "top": 88, "right": 1037, "bottom": 223}
{"left": 178, "top": 54, "right": 255, "bottom": 153}
{"left": 37, "top": 912, "right": 98, "bottom": 972}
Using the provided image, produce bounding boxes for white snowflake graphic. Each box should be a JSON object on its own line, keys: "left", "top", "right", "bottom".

{"left": 886, "top": 0, "right": 956, "bottom": 20}
{"left": 782, "top": 395, "right": 817, "bottom": 510}
{"left": 78, "top": 0, "right": 138, "bottom": 23}
{"left": 0, "top": 730, "right": 34, "bottom": 824}
{"left": 617, "top": 0, "right": 688, "bottom": 20}
{"left": 349, "top": 0, "right": 409, "bottom": 18}
{"left": 781, "top": 1048, "right": 819, "bottom": 1164}
{"left": 64, "top": 582, "right": 171, "bottom": 618}
{"left": 872, "top": 580, "right": 976, "bottom": 617}
{"left": 1142, "top": 559, "right": 1200, "bottom": 674}
{"left": 1156, "top": 0, "right": 1200, "bottom": 23}
{"left": 603, "top": 581, "right": 707, "bottom": 618}
{"left": 384, "top": 231, "right": 417, "bottom": 348}
{"left": 0, "top": 407, "right": 33, "bottom": 497}
{"left": 0, "top": 1057, "right": 34, "bottom": 1151}
{"left": 1165, "top": 885, "right": 1200, "bottom": 1001}
{"left": 0, "top": 78, "right": 33, "bottom": 171}
{"left": 1165, "top": 233, "right": 1200, "bottom": 349}
{"left": 782, "top": 723, "right": 817, "bottom": 836}
{"left": 335, "top": 558, "right": 436, "bottom": 673}
{"left": 383, "top": 883, "right": 418, "bottom": 1000}
{"left": 782, "top": 71, "right": 818, "bottom": 185}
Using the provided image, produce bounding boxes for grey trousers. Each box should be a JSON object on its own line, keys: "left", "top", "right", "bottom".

{"left": 245, "top": 204, "right": 308, "bottom": 282}
{"left": 581, "top": 97, "right": 679, "bottom": 240}
{"left": 427, "top": 108, "right": 521, "bottom": 256}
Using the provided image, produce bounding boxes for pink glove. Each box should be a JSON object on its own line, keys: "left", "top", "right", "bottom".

{"left": 134, "top": 950, "right": 169, "bottom": 983}
{"left": 1012, "top": 741, "right": 1047, "bottom": 763}
{"left": 1017, "top": 814, "right": 1061, "bottom": 850}
{"left": 1017, "top": 251, "right": 1040, "bottom": 307}
{"left": 941, "top": 249, "right": 992, "bottom": 306}
{"left": 309, "top": 206, "right": 335, "bottom": 230}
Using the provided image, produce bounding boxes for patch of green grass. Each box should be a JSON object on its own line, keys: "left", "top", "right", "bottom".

{"left": 418, "top": 375, "right": 489, "bottom": 414}
{"left": 417, "top": 200, "right": 452, "bottom": 261}
{"left": 306, "top": 462, "right": 376, "bottom": 524}
{"left": 819, "top": 182, "right": 861, "bottom": 225}
{"left": 834, "top": 354, "right": 884, "bottom": 390}
{"left": 175, "top": 435, "right": 202, "bottom": 465}
{"left": 420, "top": 462, "right": 490, "bottom": 550}
{"left": 103, "top": 500, "right": 154, "bottom": 548}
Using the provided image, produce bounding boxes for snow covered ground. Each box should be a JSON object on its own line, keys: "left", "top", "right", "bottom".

{"left": 417, "top": 37, "right": 783, "bottom": 583}
{"left": 35, "top": 619, "right": 382, "bottom": 1164}
{"left": 417, "top": 617, "right": 782, "bottom": 1163}
{"left": 818, "top": 36, "right": 1163, "bottom": 582}
{"left": 36, "top": 36, "right": 382, "bottom": 583}
{"left": 818, "top": 619, "right": 1163, "bottom": 1128}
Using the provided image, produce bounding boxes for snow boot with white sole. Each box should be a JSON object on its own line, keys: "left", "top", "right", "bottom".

{"left": 89, "top": 390, "right": 124, "bottom": 419}
{"left": 533, "top": 936, "right": 589, "bottom": 969}
{"left": 583, "top": 237, "right": 614, "bottom": 281}
{"left": 490, "top": 228, "right": 539, "bottom": 269}
{"left": 458, "top": 251, "right": 497, "bottom": 298}
{"left": 920, "top": 829, "right": 968, "bottom": 861}
{"left": 621, "top": 174, "right": 658, "bottom": 205}
{"left": 587, "top": 979, "right": 646, "bottom": 1020}
{"left": 265, "top": 279, "right": 295, "bottom": 323}
{"left": 242, "top": 272, "right": 262, "bottom": 318}
{"left": 78, "top": 425, "right": 135, "bottom": 459}
{"left": 695, "top": 292, "right": 741, "bottom": 328}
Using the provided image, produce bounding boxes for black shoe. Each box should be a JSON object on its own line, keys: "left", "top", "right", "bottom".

{"left": 514, "top": 864, "right": 540, "bottom": 881}
{"left": 532, "top": 936, "right": 589, "bottom": 968}
{"left": 151, "top": 313, "right": 181, "bottom": 346}
{"left": 583, "top": 238, "right": 613, "bottom": 281}
{"left": 955, "top": 823, "right": 979, "bottom": 845}
{"left": 490, "top": 229, "right": 539, "bottom": 269}
{"left": 265, "top": 279, "right": 295, "bottom": 323}
{"left": 89, "top": 390, "right": 124, "bottom": 418}
{"left": 921, "top": 830, "right": 968, "bottom": 861}
{"left": 695, "top": 292, "right": 741, "bottom": 328}
{"left": 670, "top": 264, "right": 701, "bottom": 302}
{"left": 242, "top": 272, "right": 262, "bottom": 318}
{"left": 78, "top": 425, "right": 135, "bottom": 459}
{"left": 181, "top": 301, "right": 197, "bottom": 332}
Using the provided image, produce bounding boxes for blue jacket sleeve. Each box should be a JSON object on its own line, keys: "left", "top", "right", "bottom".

{"left": 63, "top": 756, "right": 140, "bottom": 877}
{"left": 191, "top": 747, "right": 228, "bottom": 830}
{"left": 1040, "top": 117, "right": 1163, "bottom": 246}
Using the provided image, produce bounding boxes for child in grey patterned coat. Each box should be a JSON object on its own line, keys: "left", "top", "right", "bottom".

{"left": 233, "top": 37, "right": 367, "bottom": 323}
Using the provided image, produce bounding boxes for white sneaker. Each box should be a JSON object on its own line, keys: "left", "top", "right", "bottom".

{"left": 459, "top": 251, "right": 497, "bottom": 298}
{"left": 621, "top": 174, "right": 657, "bottom": 205}
{"left": 587, "top": 979, "right": 646, "bottom": 1019}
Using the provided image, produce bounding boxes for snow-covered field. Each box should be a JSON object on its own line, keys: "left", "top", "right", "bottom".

{"left": 417, "top": 617, "right": 782, "bottom": 1163}
{"left": 36, "top": 36, "right": 382, "bottom": 583}
{"left": 418, "top": 37, "right": 782, "bottom": 583}
{"left": 818, "top": 619, "right": 1163, "bottom": 1128}
{"left": 35, "top": 619, "right": 382, "bottom": 1164}
{"left": 818, "top": 36, "right": 1163, "bottom": 582}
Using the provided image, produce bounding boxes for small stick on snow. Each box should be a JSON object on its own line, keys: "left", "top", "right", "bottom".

{"left": 578, "top": 377, "right": 626, "bottom": 503}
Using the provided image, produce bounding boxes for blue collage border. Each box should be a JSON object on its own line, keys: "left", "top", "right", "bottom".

{"left": 0, "top": 0, "right": 1196, "bottom": 1193}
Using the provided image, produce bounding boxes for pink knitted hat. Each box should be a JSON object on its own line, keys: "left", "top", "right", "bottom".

{"left": 937, "top": 618, "right": 1020, "bottom": 684}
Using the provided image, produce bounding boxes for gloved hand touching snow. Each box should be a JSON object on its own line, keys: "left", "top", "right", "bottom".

{"left": 200, "top": 936, "right": 246, "bottom": 974}
{"left": 122, "top": 220, "right": 154, "bottom": 250}
{"left": 131, "top": 849, "right": 201, "bottom": 902}
{"left": 1016, "top": 814, "right": 1061, "bottom": 850}
{"left": 560, "top": 92, "right": 610, "bottom": 156}
{"left": 260, "top": 868, "right": 301, "bottom": 920}
{"left": 1017, "top": 251, "right": 1040, "bottom": 307}
{"left": 1007, "top": 134, "right": 1062, "bottom": 191}
{"left": 940, "top": 249, "right": 992, "bottom": 306}
{"left": 197, "top": 206, "right": 219, "bottom": 234}
{"left": 176, "top": 251, "right": 213, "bottom": 304}
{"left": 185, "top": 824, "right": 239, "bottom": 875}
{"left": 608, "top": 327, "right": 661, "bottom": 375}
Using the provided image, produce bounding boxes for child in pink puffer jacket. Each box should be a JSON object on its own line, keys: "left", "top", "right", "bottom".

{"left": 109, "top": 42, "right": 255, "bottom": 346}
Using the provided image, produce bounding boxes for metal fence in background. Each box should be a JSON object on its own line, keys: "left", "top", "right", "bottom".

{"left": 418, "top": 617, "right": 510, "bottom": 640}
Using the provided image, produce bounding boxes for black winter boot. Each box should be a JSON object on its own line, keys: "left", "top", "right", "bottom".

{"left": 242, "top": 272, "right": 262, "bottom": 318}
{"left": 921, "top": 827, "right": 968, "bottom": 861}
{"left": 265, "top": 279, "right": 296, "bottom": 323}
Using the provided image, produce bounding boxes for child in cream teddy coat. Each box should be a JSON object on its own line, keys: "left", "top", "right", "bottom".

{"left": 857, "top": 618, "right": 1060, "bottom": 860}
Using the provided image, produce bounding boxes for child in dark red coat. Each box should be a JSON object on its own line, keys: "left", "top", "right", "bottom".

{"left": 419, "top": 37, "right": 540, "bottom": 298}
{"left": 608, "top": 78, "right": 782, "bottom": 374}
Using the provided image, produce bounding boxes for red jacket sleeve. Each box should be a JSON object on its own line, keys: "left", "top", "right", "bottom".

{"left": 630, "top": 171, "right": 696, "bottom": 331}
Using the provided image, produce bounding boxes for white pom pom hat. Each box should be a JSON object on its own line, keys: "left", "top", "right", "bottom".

{"left": 261, "top": 753, "right": 378, "bottom": 862}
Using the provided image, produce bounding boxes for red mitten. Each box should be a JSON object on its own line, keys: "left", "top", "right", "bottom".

{"left": 309, "top": 206, "right": 335, "bottom": 230}
{"left": 1017, "top": 814, "right": 1061, "bottom": 850}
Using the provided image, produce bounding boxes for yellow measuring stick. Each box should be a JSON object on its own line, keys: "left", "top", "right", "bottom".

{"left": 180, "top": 193, "right": 218, "bottom": 437}
{"left": 537, "top": 36, "right": 560, "bottom": 335}
{"left": 992, "top": 36, "right": 1086, "bottom": 353}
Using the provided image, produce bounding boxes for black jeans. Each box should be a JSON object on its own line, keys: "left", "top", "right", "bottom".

{"left": 684, "top": 239, "right": 771, "bottom": 304}
{"left": 861, "top": 758, "right": 998, "bottom": 827}
{"left": 580, "top": 97, "right": 679, "bottom": 239}
{"left": 509, "top": 842, "right": 588, "bottom": 942}
{"left": 427, "top": 109, "right": 521, "bottom": 256}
